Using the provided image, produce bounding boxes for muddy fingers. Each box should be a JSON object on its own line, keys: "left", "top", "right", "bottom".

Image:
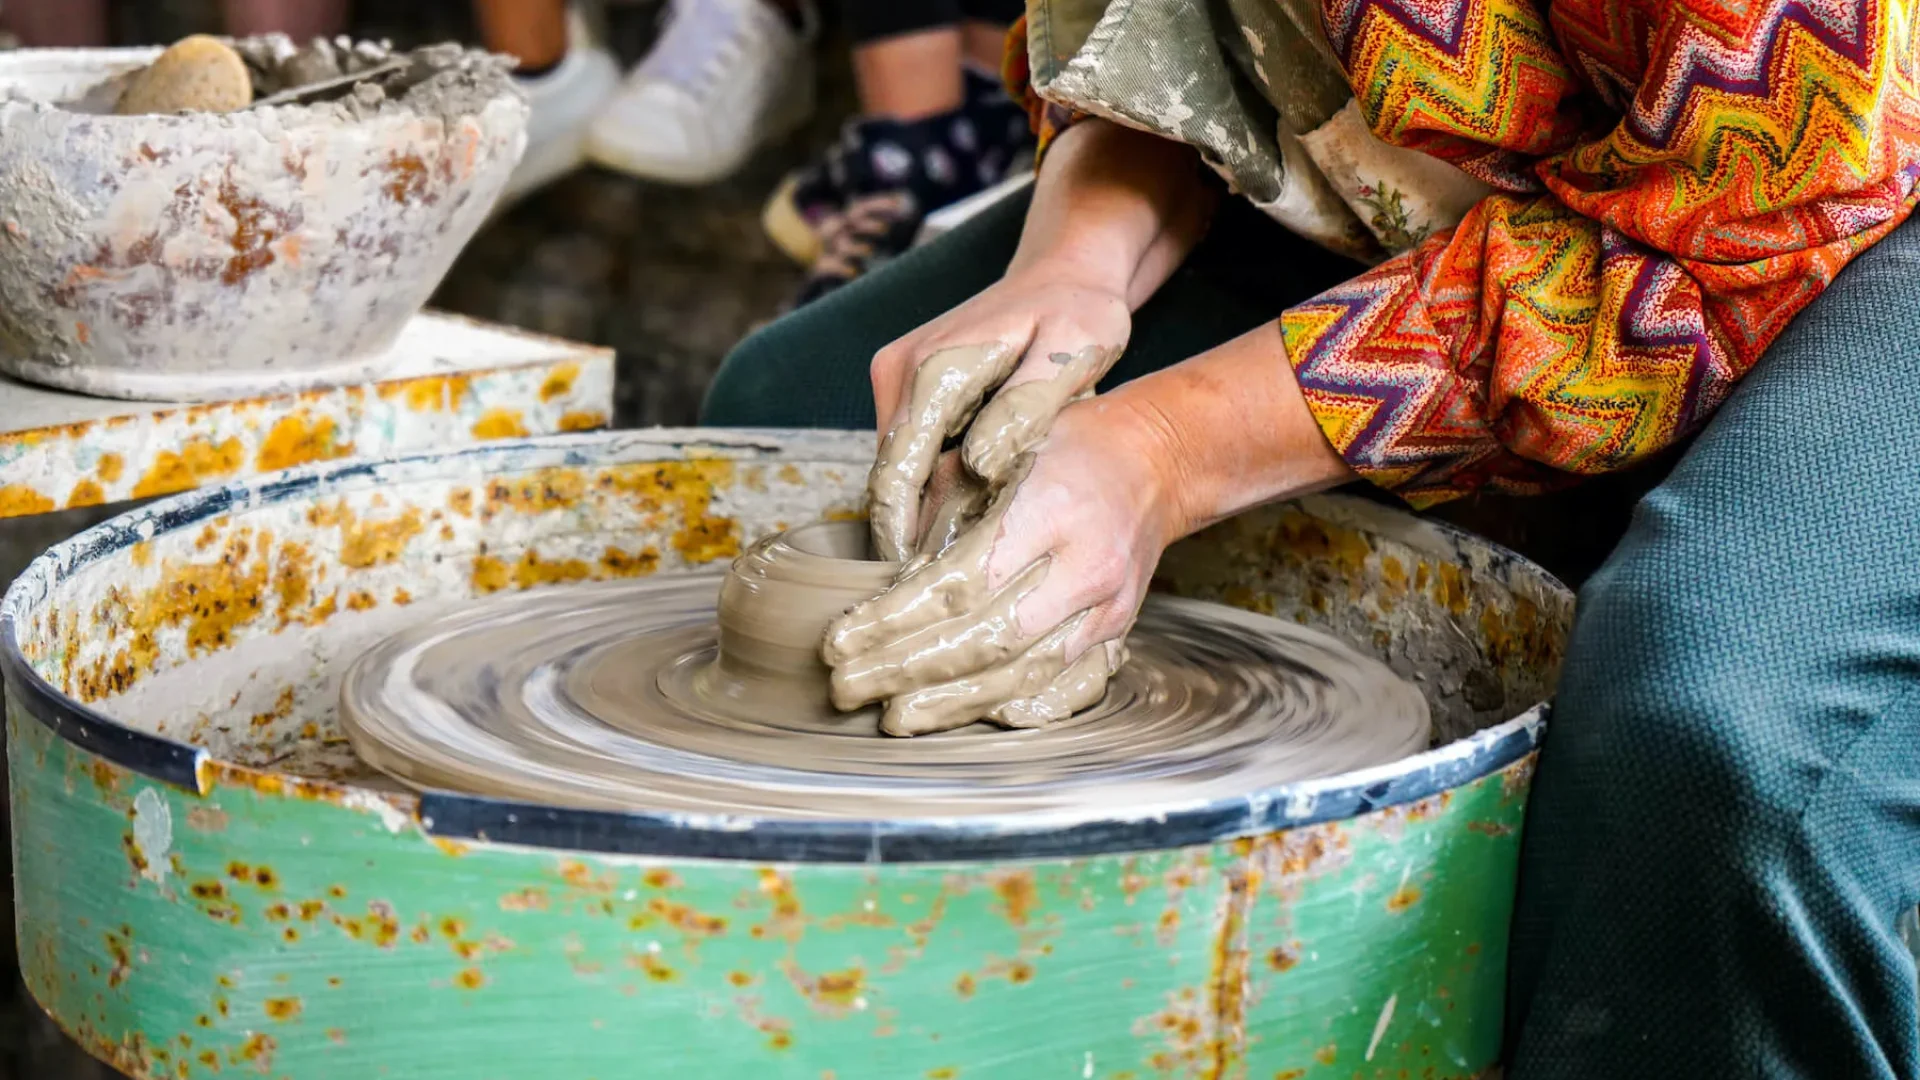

{"left": 867, "top": 343, "right": 1019, "bottom": 561}
{"left": 988, "top": 639, "right": 1128, "bottom": 729}
{"left": 962, "top": 345, "right": 1121, "bottom": 485}
{"left": 878, "top": 615, "right": 1091, "bottom": 736}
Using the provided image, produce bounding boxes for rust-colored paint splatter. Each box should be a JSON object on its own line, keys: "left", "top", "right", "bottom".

{"left": 471, "top": 407, "right": 529, "bottom": 440}
{"left": 97, "top": 452, "right": 125, "bottom": 482}
{"left": 66, "top": 479, "right": 106, "bottom": 508}
{"left": 993, "top": 871, "right": 1038, "bottom": 927}
{"left": 250, "top": 686, "right": 297, "bottom": 729}
{"left": 383, "top": 152, "right": 432, "bottom": 204}
{"left": 263, "top": 997, "right": 302, "bottom": 1021}
{"left": 727, "top": 971, "right": 754, "bottom": 988}
{"left": 954, "top": 973, "right": 976, "bottom": 998}
{"left": 257, "top": 412, "right": 353, "bottom": 472}
{"left": 1387, "top": 884, "right": 1423, "bottom": 913}
{"left": 1266, "top": 944, "right": 1300, "bottom": 972}
{"left": 103, "top": 928, "right": 133, "bottom": 989}
{"left": 0, "top": 484, "right": 55, "bottom": 517}
{"left": 233, "top": 1032, "right": 277, "bottom": 1072}
{"left": 130, "top": 436, "right": 245, "bottom": 499}
{"left": 632, "top": 952, "right": 677, "bottom": 982}
{"left": 559, "top": 410, "right": 607, "bottom": 432}
{"left": 539, "top": 362, "right": 580, "bottom": 402}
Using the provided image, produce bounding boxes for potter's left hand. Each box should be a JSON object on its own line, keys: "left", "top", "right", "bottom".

{"left": 824, "top": 394, "right": 1173, "bottom": 735}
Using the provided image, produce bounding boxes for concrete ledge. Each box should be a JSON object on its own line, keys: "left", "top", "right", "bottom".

{"left": 0, "top": 311, "right": 615, "bottom": 520}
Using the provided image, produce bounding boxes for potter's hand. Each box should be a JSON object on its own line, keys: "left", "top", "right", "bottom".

{"left": 864, "top": 263, "right": 1131, "bottom": 563}
{"left": 828, "top": 398, "right": 1169, "bottom": 735}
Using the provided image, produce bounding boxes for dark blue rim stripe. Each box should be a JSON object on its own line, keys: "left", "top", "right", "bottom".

{"left": 0, "top": 431, "right": 1556, "bottom": 864}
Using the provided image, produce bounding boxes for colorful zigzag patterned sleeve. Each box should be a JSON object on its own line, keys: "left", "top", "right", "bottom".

{"left": 1282, "top": 0, "right": 1920, "bottom": 507}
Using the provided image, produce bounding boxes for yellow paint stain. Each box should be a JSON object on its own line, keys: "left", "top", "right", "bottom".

{"left": 0, "top": 485, "right": 54, "bottom": 517}
{"left": 470, "top": 408, "right": 528, "bottom": 440}
{"left": 97, "top": 453, "right": 124, "bottom": 482}
{"left": 337, "top": 509, "right": 424, "bottom": 569}
{"left": 539, "top": 362, "right": 580, "bottom": 402}
{"left": 1435, "top": 563, "right": 1471, "bottom": 615}
{"left": 777, "top": 464, "right": 805, "bottom": 485}
{"left": 256, "top": 413, "right": 353, "bottom": 472}
{"left": 386, "top": 373, "right": 472, "bottom": 412}
{"left": 454, "top": 968, "right": 486, "bottom": 990}
{"left": 617, "top": 459, "right": 741, "bottom": 563}
{"left": 471, "top": 553, "right": 510, "bottom": 594}
{"left": 1314, "top": 1044, "right": 1338, "bottom": 1065}
{"left": 130, "top": 437, "right": 245, "bottom": 499}
{"left": 65, "top": 479, "right": 106, "bottom": 508}
{"left": 263, "top": 997, "right": 302, "bottom": 1021}
{"left": 558, "top": 410, "right": 607, "bottom": 432}
{"left": 1387, "top": 884, "right": 1423, "bottom": 912}
{"left": 512, "top": 551, "right": 592, "bottom": 590}
{"left": 483, "top": 469, "right": 586, "bottom": 517}
{"left": 600, "top": 546, "right": 660, "bottom": 578}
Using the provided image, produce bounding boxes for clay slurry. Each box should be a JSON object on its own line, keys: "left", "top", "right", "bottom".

{"left": 337, "top": 555, "right": 1434, "bottom": 819}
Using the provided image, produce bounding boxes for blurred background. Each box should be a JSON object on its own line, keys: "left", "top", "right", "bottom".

{"left": 0, "top": 0, "right": 865, "bottom": 428}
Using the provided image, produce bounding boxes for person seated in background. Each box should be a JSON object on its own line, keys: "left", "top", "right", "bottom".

{"left": 497, "top": 0, "right": 1036, "bottom": 304}
{"left": 1, "top": 0, "right": 347, "bottom": 51}
{"left": 759, "top": 0, "right": 1035, "bottom": 306}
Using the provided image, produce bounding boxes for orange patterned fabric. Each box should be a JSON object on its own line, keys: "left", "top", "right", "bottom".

{"left": 1003, "top": 15, "right": 1083, "bottom": 163}
{"left": 1012, "top": 3, "right": 1920, "bottom": 506}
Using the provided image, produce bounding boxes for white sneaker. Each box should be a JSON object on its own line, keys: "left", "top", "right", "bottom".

{"left": 584, "top": 0, "right": 815, "bottom": 185}
{"left": 499, "top": 8, "right": 621, "bottom": 206}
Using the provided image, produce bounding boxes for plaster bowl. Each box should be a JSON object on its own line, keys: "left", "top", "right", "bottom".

{"left": 0, "top": 43, "right": 527, "bottom": 401}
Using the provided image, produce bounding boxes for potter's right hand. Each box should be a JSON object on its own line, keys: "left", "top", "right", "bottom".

{"left": 865, "top": 262, "right": 1131, "bottom": 563}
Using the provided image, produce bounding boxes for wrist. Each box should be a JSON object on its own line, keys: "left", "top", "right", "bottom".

{"left": 1102, "top": 322, "right": 1354, "bottom": 541}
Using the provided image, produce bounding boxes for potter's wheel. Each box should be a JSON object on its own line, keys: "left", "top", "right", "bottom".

{"left": 340, "top": 575, "right": 1432, "bottom": 822}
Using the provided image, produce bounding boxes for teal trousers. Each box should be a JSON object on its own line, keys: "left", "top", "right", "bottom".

{"left": 703, "top": 193, "right": 1920, "bottom": 1078}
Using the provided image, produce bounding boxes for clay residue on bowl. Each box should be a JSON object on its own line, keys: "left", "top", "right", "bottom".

{"left": 54, "top": 34, "right": 519, "bottom": 128}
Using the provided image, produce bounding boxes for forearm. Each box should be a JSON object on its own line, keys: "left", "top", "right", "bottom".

{"left": 1007, "top": 119, "right": 1215, "bottom": 309}
{"left": 1101, "top": 321, "right": 1353, "bottom": 540}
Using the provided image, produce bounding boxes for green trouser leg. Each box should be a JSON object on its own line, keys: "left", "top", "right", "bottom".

{"left": 1506, "top": 211, "right": 1920, "bottom": 1077}
{"left": 700, "top": 189, "right": 1356, "bottom": 428}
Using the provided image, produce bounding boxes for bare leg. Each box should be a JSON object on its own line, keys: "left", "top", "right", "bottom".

{"left": 852, "top": 29, "right": 963, "bottom": 121}
{"left": 221, "top": 0, "right": 349, "bottom": 41}
{"left": 471, "top": 0, "right": 569, "bottom": 72}
{"left": 2, "top": 0, "right": 109, "bottom": 47}
{"left": 961, "top": 19, "right": 1007, "bottom": 73}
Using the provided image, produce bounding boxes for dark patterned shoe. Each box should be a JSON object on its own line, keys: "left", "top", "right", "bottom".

{"left": 790, "top": 188, "right": 921, "bottom": 306}
{"left": 761, "top": 67, "right": 1035, "bottom": 265}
